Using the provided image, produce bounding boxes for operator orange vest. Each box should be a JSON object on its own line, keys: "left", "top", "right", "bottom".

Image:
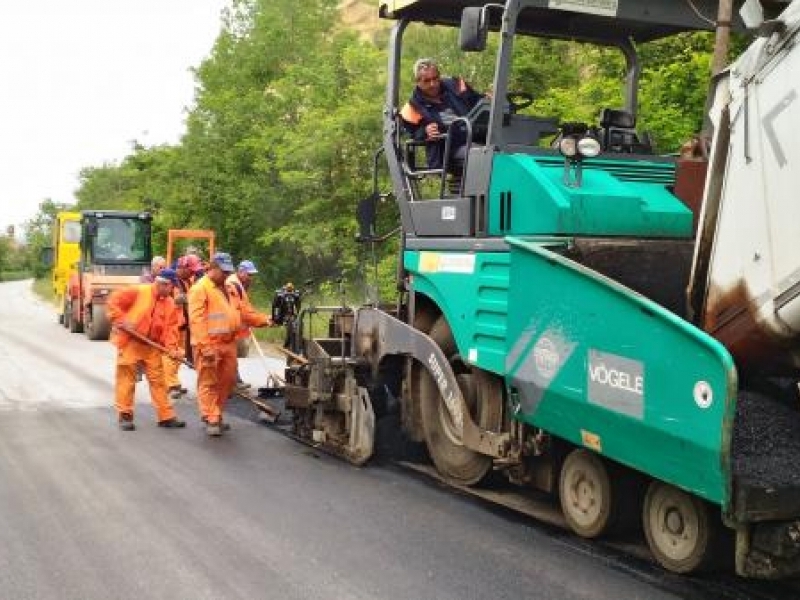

{"left": 188, "top": 275, "right": 241, "bottom": 346}
{"left": 107, "top": 284, "right": 180, "bottom": 349}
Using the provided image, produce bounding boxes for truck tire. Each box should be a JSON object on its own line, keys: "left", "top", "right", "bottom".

{"left": 68, "top": 300, "right": 83, "bottom": 333}
{"left": 417, "top": 315, "right": 502, "bottom": 485}
{"left": 61, "top": 298, "right": 69, "bottom": 328}
{"left": 642, "top": 481, "right": 718, "bottom": 574}
{"left": 85, "top": 304, "right": 111, "bottom": 341}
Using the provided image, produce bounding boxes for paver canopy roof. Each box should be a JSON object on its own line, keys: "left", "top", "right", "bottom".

{"left": 379, "top": 0, "right": 749, "bottom": 44}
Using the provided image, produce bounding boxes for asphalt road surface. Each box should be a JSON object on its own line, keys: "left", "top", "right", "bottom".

{"left": 0, "top": 279, "right": 797, "bottom": 600}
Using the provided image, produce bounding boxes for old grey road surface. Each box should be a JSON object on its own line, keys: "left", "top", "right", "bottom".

{"left": 0, "top": 280, "right": 793, "bottom": 600}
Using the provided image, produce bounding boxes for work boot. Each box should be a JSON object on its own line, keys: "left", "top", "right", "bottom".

{"left": 157, "top": 417, "right": 186, "bottom": 429}
{"left": 168, "top": 386, "right": 185, "bottom": 400}
{"left": 206, "top": 422, "right": 222, "bottom": 437}
{"left": 202, "top": 417, "right": 230, "bottom": 431}
{"left": 119, "top": 413, "right": 136, "bottom": 431}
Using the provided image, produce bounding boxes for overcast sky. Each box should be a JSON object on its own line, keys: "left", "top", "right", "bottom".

{"left": 0, "top": 1, "right": 230, "bottom": 232}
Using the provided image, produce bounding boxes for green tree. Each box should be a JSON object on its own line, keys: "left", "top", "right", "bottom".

{"left": 0, "top": 235, "right": 9, "bottom": 275}
{"left": 24, "top": 198, "right": 72, "bottom": 278}
{"left": 69, "top": 1, "right": 743, "bottom": 299}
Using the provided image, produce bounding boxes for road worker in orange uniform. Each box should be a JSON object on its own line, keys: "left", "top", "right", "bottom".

{"left": 187, "top": 253, "right": 242, "bottom": 436}
{"left": 163, "top": 255, "right": 199, "bottom": 399}
{"left": 107, "top": 268, "right": 187, "bottom": 431}
{"left": 226, "top": 259, "right": 273, "bottom": 390}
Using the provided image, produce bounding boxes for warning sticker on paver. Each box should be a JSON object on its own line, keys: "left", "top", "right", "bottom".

{"left": 418, "top": 252, "right": 475, "bottom": 274}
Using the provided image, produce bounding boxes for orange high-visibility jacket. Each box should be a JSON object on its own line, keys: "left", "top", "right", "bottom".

{"left": 188, "top": 275, "right": 242, "bottom": 347}
{"left": 225, "top": 273, "right": 270, "bottom": 339}
{"left": 107, "top": 284, "right": 181, "bottom": 349}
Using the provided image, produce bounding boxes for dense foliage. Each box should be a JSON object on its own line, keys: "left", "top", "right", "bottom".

{"left": 17, "top": 199, "right": 68, "bottom": 278}
{"left": 24, "top": 1, "right": 742, "bottom": 300}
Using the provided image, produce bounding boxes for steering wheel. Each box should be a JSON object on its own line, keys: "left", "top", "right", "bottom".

{"left": 507, "top": 91, "right": 533, "bottom": 113}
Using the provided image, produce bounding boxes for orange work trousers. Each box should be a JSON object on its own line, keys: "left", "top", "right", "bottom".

{"left": 164, "top": 326, "right": 190, "bottom": 389}
{"left": 115, "top": 339, "right": 176, "bottom": 422}
{"left": 194, "top": 341, "right": 237, "bottom": 425}
{"left": 162, "top": 355, "right": 181, "bottom": 390}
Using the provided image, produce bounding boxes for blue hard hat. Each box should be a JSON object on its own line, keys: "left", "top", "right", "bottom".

{"left": 238, "top": 260, "right": 258, "bottom": 274}
{"left": 155, "top": 267, "right": 179, "bottom": 285}
{"left": 211, "top": 252, "right": 235, "bottom": 273}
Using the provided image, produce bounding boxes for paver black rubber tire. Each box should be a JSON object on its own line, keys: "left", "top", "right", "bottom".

{"left": 418, "top": 315, "right": 502, "bottom": 486}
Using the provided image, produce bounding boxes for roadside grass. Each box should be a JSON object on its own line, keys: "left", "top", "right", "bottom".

{"left": 249, "top": 286, "right": 350, "bottom": 344}
{"left": 253, "top": 324, "right": 286, "bottom": 344}
{"left": 32, "top": 276, "right": 56, "bottom": 305}
{"left": 250, "top": 295, "right": 340, "bottom": 344}
{"left": 0, "top": 270, "right": 33, "bottom": 282}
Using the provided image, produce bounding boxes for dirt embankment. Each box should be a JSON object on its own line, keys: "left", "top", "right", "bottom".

{"left": 338, "top": 0, "right": 383, "bottom": 40}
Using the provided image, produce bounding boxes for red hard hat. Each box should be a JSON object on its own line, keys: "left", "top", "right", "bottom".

{"left": 178, "top": 254, "right": 202, "bottom": 273}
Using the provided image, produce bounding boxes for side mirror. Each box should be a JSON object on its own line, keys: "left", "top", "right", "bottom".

{"left": 460, "top": 7, "right": 488, "bottom": 52}
{"left": 40, "top": 247, "right": 54, "bottom": 268}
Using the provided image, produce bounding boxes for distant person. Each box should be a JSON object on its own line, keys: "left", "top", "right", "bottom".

{"left": 173, "top": 255, "right": 200, "bottom": 359}
{"left": 176, "top": 255, "right": 200, "bottom": 289}
{"left": 140, "top": 255, "right": 167, "bottom": 283}
{"left": 272, "top": 282, "right": 302, "bottom": 350}
{"left": 138, "top": 255, "right": 169, "bottom": 383}
{"left": 164, "top": 255, "right": 206, "bottom": 398}
{"left": 107, "top": 269, "right": 186, "bottom": 431}
{"left": 226, "top": 260, "right": 273, "bottom": 391}
{"left": 399, "top": 57, "right": 484, "bottom": 171}
{"left": 183, "top": 252, "right": 205, "bottom": 281}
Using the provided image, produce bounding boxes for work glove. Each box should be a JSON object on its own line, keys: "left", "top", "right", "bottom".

{"left": 174, "top": 292, "right": 187, "bottom": 306}
{"left": 168, "top": 347, "right": 185, "bottom": 361}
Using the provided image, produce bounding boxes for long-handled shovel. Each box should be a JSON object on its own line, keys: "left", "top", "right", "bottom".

{"left": 249, "top": 331, "right": 285, "bottom": 398}
{"left": 121, "top": 326, "right": 280, "bottom": 422}
{"left": 276, "top": 345, "right": 309, "bottom": 366}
